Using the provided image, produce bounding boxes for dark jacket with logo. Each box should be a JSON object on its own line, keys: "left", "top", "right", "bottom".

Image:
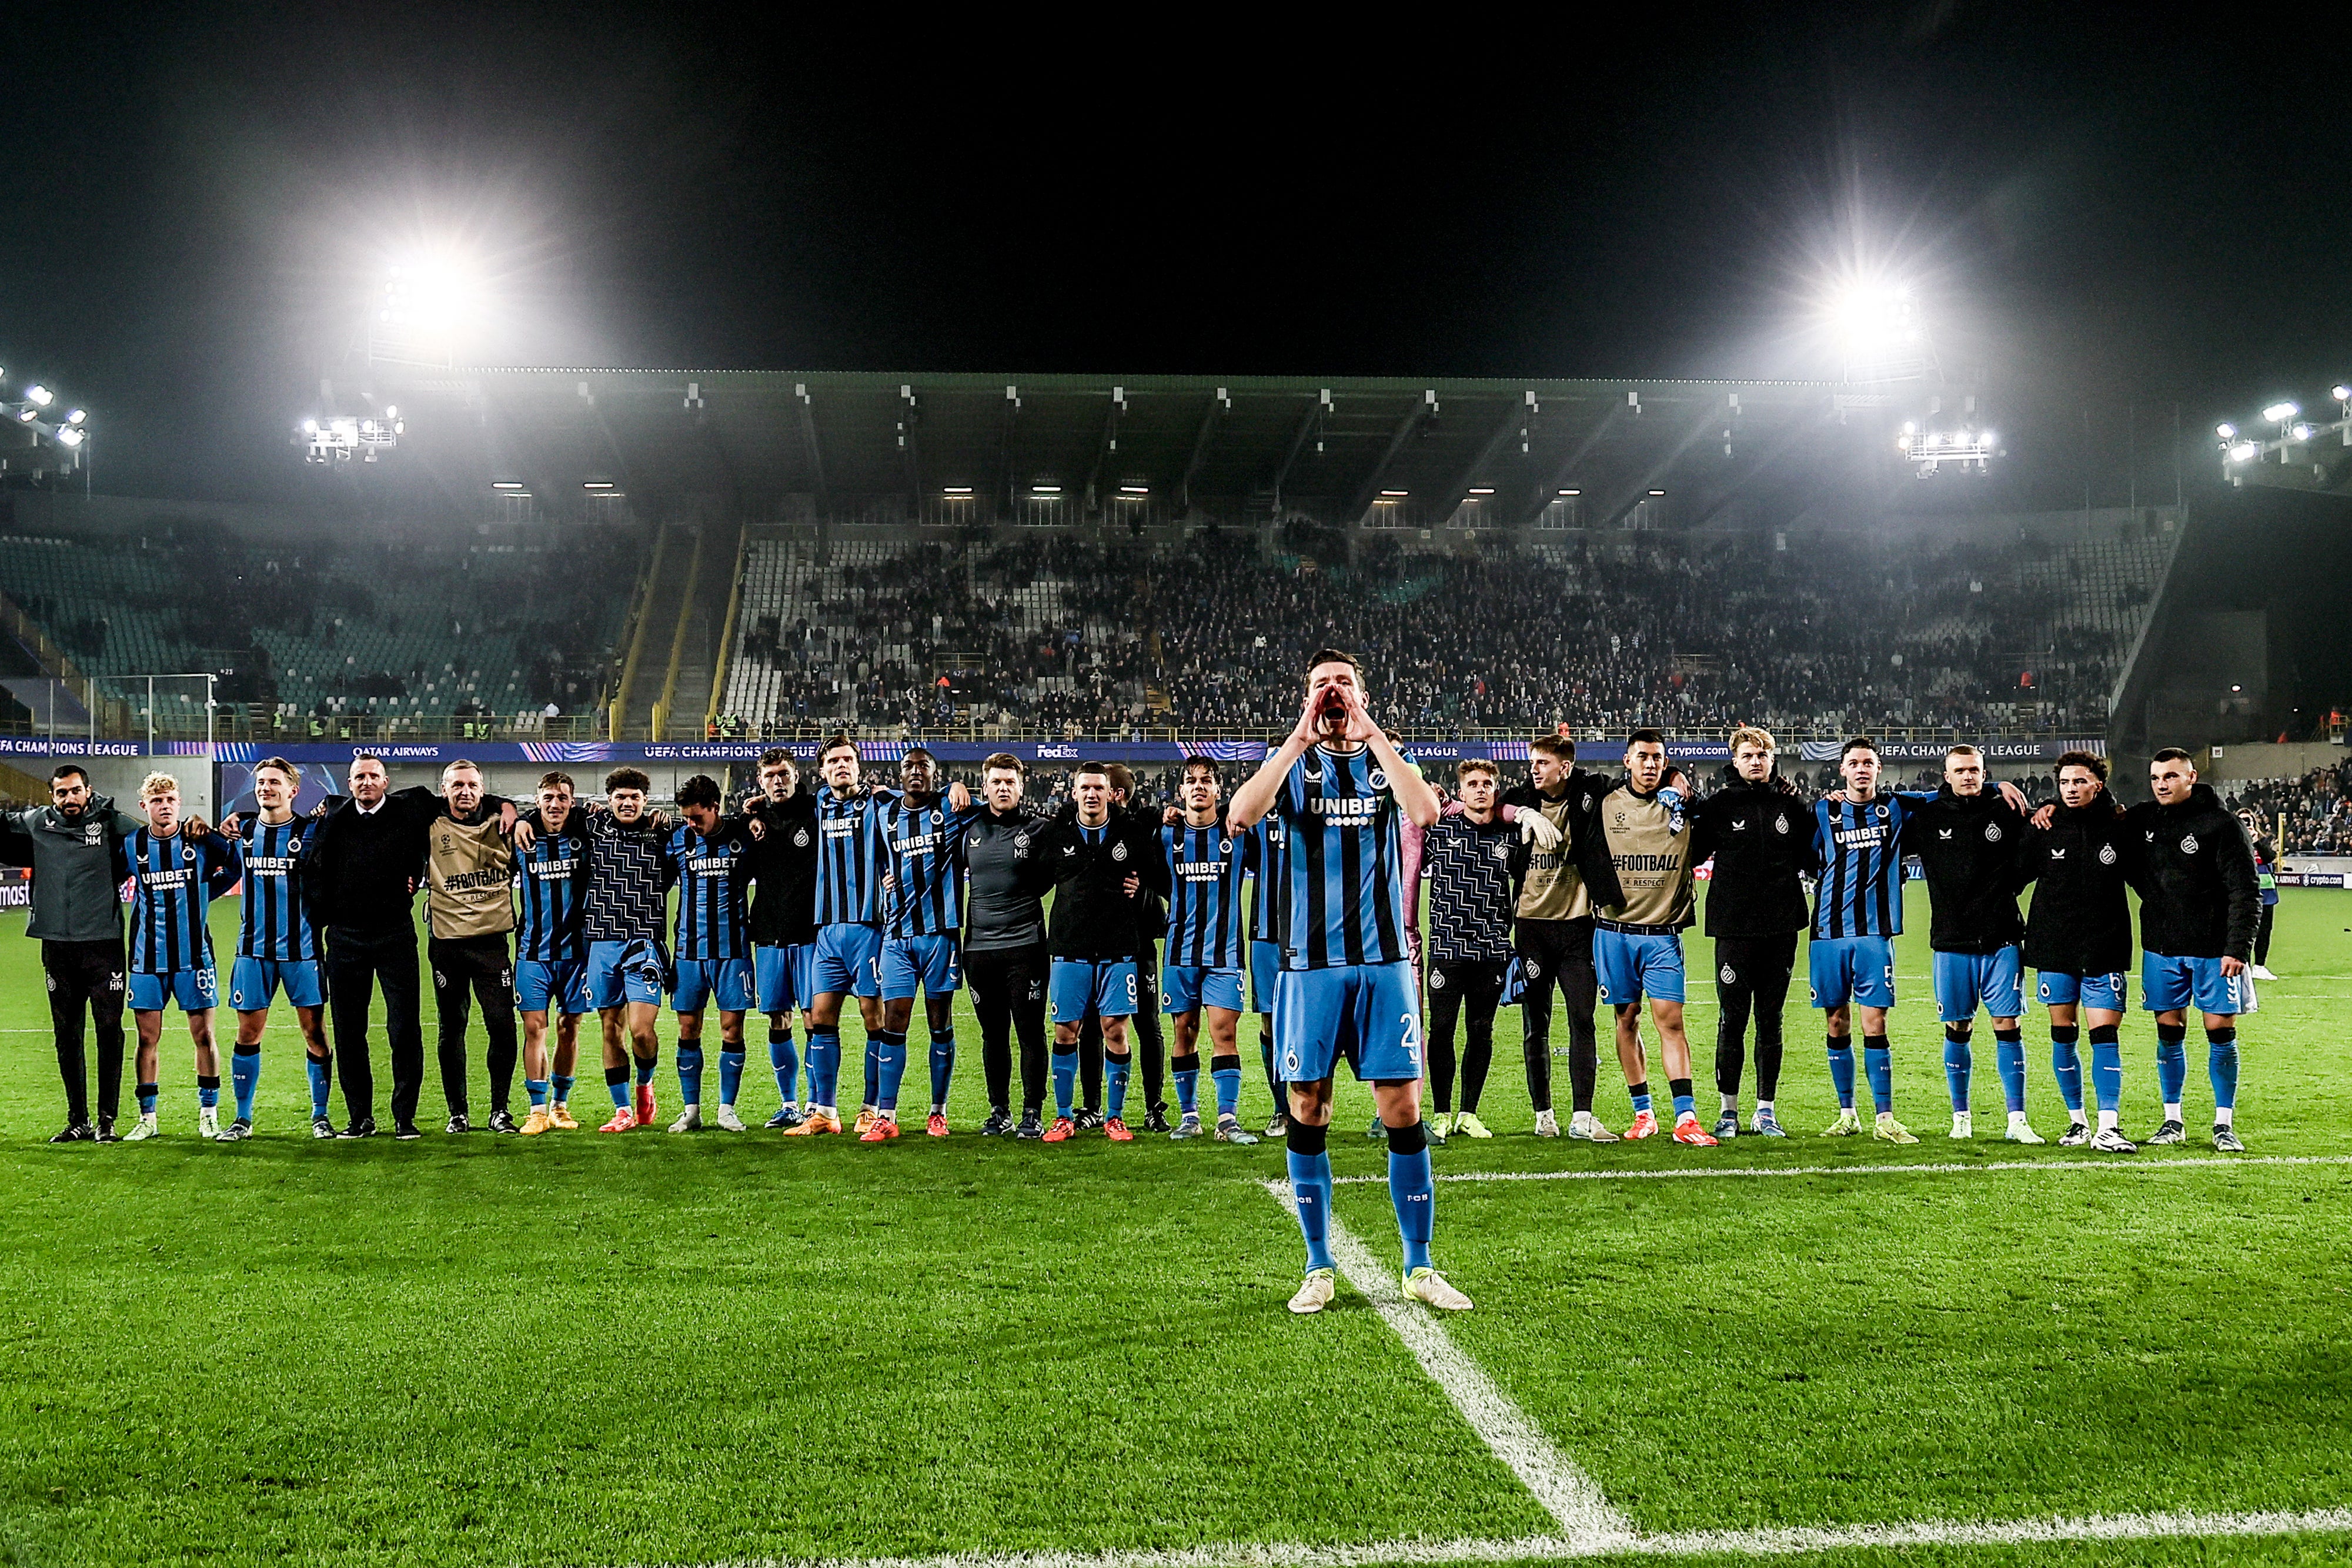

{"left": 2126, "top": 783, "right": 2260, "bottom": 961}
{"left": 744, "top": 789, "right": 819, "bottom": 947}
{"left": 1018, "top": 809, "right": 1156, "bottom": 962}
{"left": 963, "top": 804, "right": 1050, "bottom": 954}
{"left": 1688, "top": 766, "right": 1818, "bottom": 938}
{"left": 2020, "top": 794, "right": 2137, "bottom": 977}
{"left": 1899, "top": 785, "right": 2030, "bottom": 954}
{"left": 4, "top": 794, "right": 146, "bottom": 942}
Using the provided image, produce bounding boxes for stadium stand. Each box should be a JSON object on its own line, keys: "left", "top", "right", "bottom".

{"left": 2227, "top": 766, "right": 2352, "bottom": 855}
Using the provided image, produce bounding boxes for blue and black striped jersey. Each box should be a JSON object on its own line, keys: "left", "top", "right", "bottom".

{"left": 1161, "top": 820, "right": 1253, "bottom": 969}
{"left": 1248, "top": 815, "right": 1289, "bottom": 946}
{"left": 1422, "top": 812, "right": 1518, "bottom": 963}
{"left": 515, "top": 821, "right": 590, "bottom": 962}
{"left": 881, "top": 794, "right": 979, "bottom": 940}
{"left": 582, "top": 813, "right": 677, "bottom": 945}
{"left": 814, "top": 784, "right": 893, "bottom": 928}
{"left": 668, "top": 818, "right": 754, "bottom": 961}
{"left": 117, "top": 829, "right": 242, "bottom": 975}
{"left": 1275, "top": 745, "right": 1406, "bottom": 971}
{"left": 235, "top": 816, "right": 318, "bottom": 961}
{"left": 1810, "top": 791, "right": 1935, "bottom": 940}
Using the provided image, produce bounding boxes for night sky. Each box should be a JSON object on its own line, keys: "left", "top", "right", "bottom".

{"left": 1, "top": 4, "right": 2348, "bottom": 506}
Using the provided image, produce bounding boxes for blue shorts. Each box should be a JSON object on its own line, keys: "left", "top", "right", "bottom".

{"left": 1594, "top": 928, "right": 1686, "bottom": 1005}
{"left": 1808, "top": 935, "right": 1896, "bottom": 1010}
{"left": 2037, "top": 969, "right": 2127, "bottom": 1012}
{"left": 1273, "top": 961, "right": 1423, "bottom": 1085}
{"left": 1164, "top": 964, "right": 1244, "bottom": 1015}
{"left": 129, "top": 968, "right": 218, "bottom": 1013}
{"left": 753, "top": 942, "right": 816, "bottom": 1014}
{"left": 2141, "top": 952, "right": 2251, "bottom": 1017}
{"left": 880, "top": 935, "right": 962, "bottom": 998}
{"left": 515, "top": 958, "right": 591, "bottom": 1016}
{"left": 1932, "top": 947, "right": 2024, "bottom": 1022}
{"left": 228, "top": 957, "right": 322, "bottom": 1011}
{"left": 673, "top": 957, "right": 754, "bottom": 1015}
{"left": 811, "top": 923, "right": 883, "bottom": 999}
{"left": 1250, "top": 941, "right": 1282, "bottom": 1014}
{"left": 586, "top": 940, "right": 667, "bottom": 1010}
{"left": 1050, "top": 958, "right": 1139, "bottom": 1022}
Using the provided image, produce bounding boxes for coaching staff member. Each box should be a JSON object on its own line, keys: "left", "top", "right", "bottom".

{"left": 7, "top": 765, "right": 162, "bottom": 1141}
{"left": 299, "top": 753, "right": 513, "bottom": 1139}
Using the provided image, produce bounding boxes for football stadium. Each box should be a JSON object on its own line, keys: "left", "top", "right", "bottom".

{"left": 1, "top": 14, "right": 2348, "bottom": 1568}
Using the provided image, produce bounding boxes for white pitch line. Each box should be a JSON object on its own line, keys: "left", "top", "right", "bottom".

{"left": 1329, "top": 1152, "right": 2352, "bottom": 1186}
{"left": 1257, "top": 1178, "right": 1633, "bottom": 1548}
{"left": 704, "top": 1505, "right": 2352, "bottom": 1568}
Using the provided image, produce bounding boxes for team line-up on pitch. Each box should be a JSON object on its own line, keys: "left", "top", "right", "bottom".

{"left": 14, "top": 651, "right": 2264, "bottom": 1313}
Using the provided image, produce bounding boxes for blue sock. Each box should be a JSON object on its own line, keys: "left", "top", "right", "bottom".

{"left": 1826, "top": 1039, "right": 1856, "bottom": 1109}
{"left": 2207, "top": 1028, "right": 2239, "bottom": 1112}
{"left": 230, "top": 1051, "right": 259, "bottom": 1121}
{"left": 198, "top": 1076, "right": 220, "bottom": 1111}
{"left": 2050, "top": 1027, "right": 2084, "bottom": 1114}
{"left": 1287, "top": 1149, "right": 1337, "bottom": 1273}
{"left": 862, "top": 1035, "right": 880, "bottom": 1108}
{"left": 1211, "top": 1058, "right": 1242, "bottom": 1119}
{"left": 928, "top": 1028, "right": 956, "bottom": 1111}
{"left": 1943, "top": 1030, "right": 1973, "bottom": 1112}
{"left": 807, "top": 1027, "right": 841, "bottom": 1108}
{"left": 606, "top": 1066, "right": 630, "bottom": 1109}
{"left": 138, "top": 1082, "right": 159, "bottom": 1116}
{"left": 2089, "top": 1027, "right": 2122, "bottom": 1114}
{"left": 768, "top": 1028, "right": 798, "bottom": 1104}
{"left": 1629, "top": 1082, "right": 1653, "bottom": 1115}
{"left": 305, "top": 1053, "right": 332, "bottom": 1118}
{"left": 719, "top": 1048, "right": 746, "bottom": 1106}
{"left": 526, "top": 1077, "right": 550, "bottom": 1108}
{"left": 1389, "top": 1148, "right": 1434, "bottom": 1273}
{"left": 1173, "top": 1053, "right": 1202, "bottom": 1116}
{"left": 676, "top": 1043, "right": 705, "bottom": 1105}
{"left": 1994, "top": 1029, "right": 2026, "bottom": 1115}
{"left": 875, "top": 1030, "right": 908, "bottom": 1114}
{"left": 552, "top": 1072, "right": 574, "bottom": 1105}
{"left": 1051, "top": 1049, "right": 1077, "bottom": 1119}
{"left": 1106, "top": 1052, "right": 1132, "bottom": 1120}
{"left": 1671, "top": 1091, "right": 1695, "bottom": 1119}
{"left": 2155, "top": 1025, "right": 2188, "bottom": 1108}
{"left": 634, "top": 1057, "right": 657, "bottom": 1088}
{"left": 1862, "top": 1037, "right": 1893, "bottom": 1114}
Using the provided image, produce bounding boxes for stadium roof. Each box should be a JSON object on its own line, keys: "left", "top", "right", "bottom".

{"left": 366, "top": 367, "right": 1893, "bottom": 530}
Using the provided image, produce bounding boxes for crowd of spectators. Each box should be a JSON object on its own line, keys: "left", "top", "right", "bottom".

{"left": 2225, "top": 765, "right": 2352, "bottom": 855}
{"left": 730, "top": 528, "right": 2146, "bottom": 738}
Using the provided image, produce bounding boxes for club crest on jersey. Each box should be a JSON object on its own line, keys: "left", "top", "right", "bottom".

{"left": 181, "top": 844, "right": 195, "bottom": 862}
{"left": 1110, "top": 841, "right": 1128, "bottom": 862}
{"left": 1429, "top": 969, "right": 1446, "bottom": 989}
{"left": 1491, "top": 841, "right": 1511, "bottom": 861}
{"left": 1369, "top": 768, "right": 1387, "bottom": 790}
{"left": 1523, "top": 957, "right": 1541, "bottom": 977}
{"left": 2180, "top": 834, "right": 2198, "bottom": 854}
{"left": 1719, "top": 962, "right": 1736, "bottom": 984}
{"left": 1774, "top": 814, "right": 1789, "bottom": 834}
{"left": 793, "top": 828, "right": 811, "bottom": 847}
{"left": 929, "top": 810, "right": 941, "bottom": 828}
{"left": 2098, "top": 842, "right": 2117, "bottom": 865}
{"left": 1220, "top": 838, "right": 1234, "bottom": 855}
{"left": 1984, "top": 822, "right": 2003, "bottom": 842}
{"left": 1875, "top": 805, "right": 1887, "bottom": 819}
{"left": 83, "top": 824, "right": 99, "bottom": 844}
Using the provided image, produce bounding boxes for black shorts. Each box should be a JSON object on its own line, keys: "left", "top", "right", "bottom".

{"left": 1428, "top": 957, "right": 1511, "bottom": 1005}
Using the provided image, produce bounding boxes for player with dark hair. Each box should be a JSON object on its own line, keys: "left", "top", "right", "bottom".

{"left": 514, "top": 771, "right": 592, "bottom": 1134}
{"left": 1155, "top": 757, "right": 1259, "bottom": 1143}
{"left": 786, "top": 736, "right": 893, "bottom": 1138}
{"left": 1416, "top": 759, "right": 1521, "bottom": 1139}
{"left": 2020, "top": 750, "right": 2138, "bottom": 1151}
{"left": 1900, "top": 744, "right": 2037, "bottom": 1142}
{"left": 1585, "top": 731, "right": 1717, "bottom": 1145}
{"left": 116, "top": 773, "right": 243, "bottom": 1139}
{"left": 1498, "top": 728, "right": 1598, "bottom": 1138}
{"left": 1688, "top": 726, "right": 1816, "bottom": 1139}
{"left": 662, "top": 774, "right": 761, "bottom": 1132}
{"left": 1228, "top": 648, "right": 1465, "bottom": 1313}
{"left": 743, "top": 749, "right": 818, "bottom": 1128}
{"left": 963, "top": 753, "right": 1051, "bottom": 1138}
{"left": 2129, "top": 748, "right": 2260, "bottom": 1151}
{"left": 223, "top": 757, "right": 330, "bottom": 1139}
{"left": 577, "top": 767, "right": 675, "bottom": 1133}
{"left": 1808, "top": 740, "right": 1932, "bottom": 1143}
{"left": 870, "top": 747, "right": 978, "bottom": 1139}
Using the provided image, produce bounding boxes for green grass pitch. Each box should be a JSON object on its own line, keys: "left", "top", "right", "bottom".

{"left": 0, "top": 885, "right": 2347, "bottom": 1567}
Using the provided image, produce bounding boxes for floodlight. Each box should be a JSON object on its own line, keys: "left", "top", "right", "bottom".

{"left": 385, "top": 404, "right": 398, "bottom": 418}
{"left": 1466, "top": 486, "right": 1495, "bottom": 495}
{"left": 2293, "top": 423, "right": 2314, "bottom": 442}
{"left": 2334, "top": 385, "right": 2352, "bottom": 403}
{"left": 14, "top": 409, "right": 34, "bottom": 423}
{"left": 2229, "top": 441, "right": 2260, "bottom": 462}
{"left": 65, "top": 409, "right": 84, "bottom": 424}
{"left": 492, "top": 481, "right": 524, "bottom": 490}
{"left": 1902, "top": 420, "right": 1917, "bottom": 435}
{"left": 1648, "top": 490, "right": 1666, "bottom": 496}
{"left": 1118, "top": 485, "right": 1148, "bottom": 494}
{"left": 1031, "top": 484, "right": 1061, "bottom": 494}
{"left": 583, "top": 481, "right": 613, "bottom": 489}
{"left": 303, "top": 419, "right": 319, "bottom": 433}
{"left": 56, "top": 427, "right": 82, "bottom": 448}
{"left": 2262, "top": 400, "right": 2298, "bottom": 422}
{"left": 943, "top": 486, "right": 973, "bottom": 495}
{"left": 1980, "top": 431, "right": 1997, "bottom": 447}
{"left": 1379, "top": 489, "right": 1408, "bottom": 497}
{"left": 1558, "top": 489, "right": 1579, "bottom": 496}
{"left": 2215, "top": 422, "right": 2236, "bottom": 439}
{"left": 25, "top": 384, "right": 52, "bottom": 407}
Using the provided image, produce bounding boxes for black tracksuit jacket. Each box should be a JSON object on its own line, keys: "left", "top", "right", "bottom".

{"left": 1899, "top": 786, "right": 2030, "bottom": 955}
{"left": 1687, "top": 766, "right": 1819, "bottom": 938}
{"left": 2019, "top": 794, "right": 2137, "bottom": 977}
{"left": 2125, "top": 784, "right": 2260, "bottom": 962}
{"left": 1018, "top": 808, "right": 1160, "bottom": 962}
